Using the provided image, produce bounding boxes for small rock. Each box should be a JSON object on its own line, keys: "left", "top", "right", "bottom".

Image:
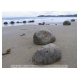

{"left": 71, "top": 19, "right": 75, "bottom": 22}
{"left": 28, "top": 20, "right": 34, "bottom": 23}
{"left": 2, "top": 49, "right": 11, "bottom": 55}
{"left": 28, "top": 47, "right": 31, "bottom": 49}
{"left": 32, "top": 43, "right": 62, "bottom": 65}
{"left": 38, "top": 22, "right": 45, "bottom": 25}
{"left": 20, "top": 33, "right": 25, "bottom": 36}
{"left": 23, "top": 21, "right": 26, "bottom": 23}
{"left": 16, "top": 21, "right": 19, "bottom": 23}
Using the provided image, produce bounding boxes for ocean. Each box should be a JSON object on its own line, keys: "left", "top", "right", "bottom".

{"left": 2, "top": 17, "right": 77, "bottom": 27}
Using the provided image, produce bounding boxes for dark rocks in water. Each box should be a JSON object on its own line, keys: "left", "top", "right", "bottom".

{"left": 33, "top": 29, "right": 55, "bottom": 45}
{"left": 10, "top": 21, "right": 15, "bottom": 24}
{"left": 16, "top": 21, "right": 19, "bottom": 23}
{"left": 71, "top": 19, "right": 75, "bottom": 22}
{"left": 28, "top": 20, "right": 34, "bottom": 23}
{"left": 38, "top": 22, "right": 45, "bottom": 25}
{"left": 42, "top": 22, "right": 45, "bottom": 25}
{"left": 32, "top": 43, "right": 62, "bottom": 65}
{"left": 4, "top": 22, "right": 8, "bottom": 25}
{"left": 16, "top": 22, "right": 22, "bottom": 23}
{"left": 63, "top": 21, "right": 71, "bottom": 25}
{"left": 23, "top": 21, "right": 26, "bottom": 23}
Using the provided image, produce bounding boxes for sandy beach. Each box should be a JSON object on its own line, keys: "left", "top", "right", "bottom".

{"left": 2, "top": 22, "right": 77, "bottom": 68}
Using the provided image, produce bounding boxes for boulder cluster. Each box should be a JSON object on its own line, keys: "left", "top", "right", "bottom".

{"left": 4, "top": 20, "right": 35, "bottom": 25}
{"left": 32, "top": 29, "right": 62, "bottom": 65}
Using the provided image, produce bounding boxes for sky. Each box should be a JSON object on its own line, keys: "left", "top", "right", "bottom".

{"left": 2, "top": 11, "right": 77, "bottom": 18}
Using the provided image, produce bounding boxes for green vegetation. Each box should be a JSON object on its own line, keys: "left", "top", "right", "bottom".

{"left": 37, "top": 14, "right": 77, "bottom": 17}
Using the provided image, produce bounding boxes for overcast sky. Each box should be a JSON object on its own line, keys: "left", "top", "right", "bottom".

{"left": 2, "top": 11, "right": 77, "bottom": 18}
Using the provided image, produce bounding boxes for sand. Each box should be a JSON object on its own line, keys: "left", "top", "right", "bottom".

{"left": 2, "top": 22, "right": 77, "bottom": 68}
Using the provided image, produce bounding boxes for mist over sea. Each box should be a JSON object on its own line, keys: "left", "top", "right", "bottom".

{"left": 2, "top": 17, "right": 77, "bottom": 27}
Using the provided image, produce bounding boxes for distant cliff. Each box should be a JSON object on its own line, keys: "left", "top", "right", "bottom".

{"left": 37, "top": 14, "right": 77, "bottom": 17}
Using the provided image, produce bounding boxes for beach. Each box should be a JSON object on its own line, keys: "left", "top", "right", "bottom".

{"left": 2, "top": 22, "right": 77, "bottom": 68}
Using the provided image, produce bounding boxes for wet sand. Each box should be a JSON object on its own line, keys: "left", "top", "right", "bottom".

{"left": 2, "top": 22, "right": 77, "bottom": 68}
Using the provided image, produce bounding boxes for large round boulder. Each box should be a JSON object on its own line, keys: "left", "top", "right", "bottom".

{"left": 63, "top": 21, "right": 71, "bottom": 25}
{"left": 33, "top": 29, "right": 55, "bottom": 45}
{"left": 32, "top": 43, "right": 62, "bottom": 65}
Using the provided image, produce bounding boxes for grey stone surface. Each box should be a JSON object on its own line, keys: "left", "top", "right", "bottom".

{"left": 32, "top": 43, "right": 62, "bottom": 65}
{"left": 33, "top": 29, "right": 55, "bottom": 45}
{"left": 63, "top": 21, "right": 71, "bottom": 25}
{"left": 71, "top": 19, "right": 75, "bottom": 22}
{"left": 38, "top": 22, "right": 45, "bottom": 25}
{"left": 10, "top": 21, "right": 15, "bottom": 24}
{"left": 4, "top": 22, "right": 8, "bottom": 25}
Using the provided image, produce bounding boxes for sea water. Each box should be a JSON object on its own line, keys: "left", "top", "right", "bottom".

{"left": 2, "top": 17, "right": 77, "bottom": 27}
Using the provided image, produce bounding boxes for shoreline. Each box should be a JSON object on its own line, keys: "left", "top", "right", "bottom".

{"left": 2, "top": 22, "right": 64, "bottom": 27}
{"left": 2, "top": 21, "right": 77, "bottom": 27}
{"left": 2, "top": 21, "right": 77, "bottom": 68}
{"left": 2, "top": 17, "right": 77, "bottom": 27}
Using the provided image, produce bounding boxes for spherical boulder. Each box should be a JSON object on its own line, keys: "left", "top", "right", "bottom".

{"left": 23, "top": 21, "right": 26, "bottom": 23}
{"left": 32, "top": 43, "right": 62, "bottom": 65}
{"left": 33, "top": 29, "right": 55, "bottom": 45}
{"left": 10, "top": 21, "right": 15, "bottom": 24}
{"left": 4, "top": 22, "right": 8, "bottom": 25}
{"left": 63, "top": 21, "right": 71, "bottom": 25}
